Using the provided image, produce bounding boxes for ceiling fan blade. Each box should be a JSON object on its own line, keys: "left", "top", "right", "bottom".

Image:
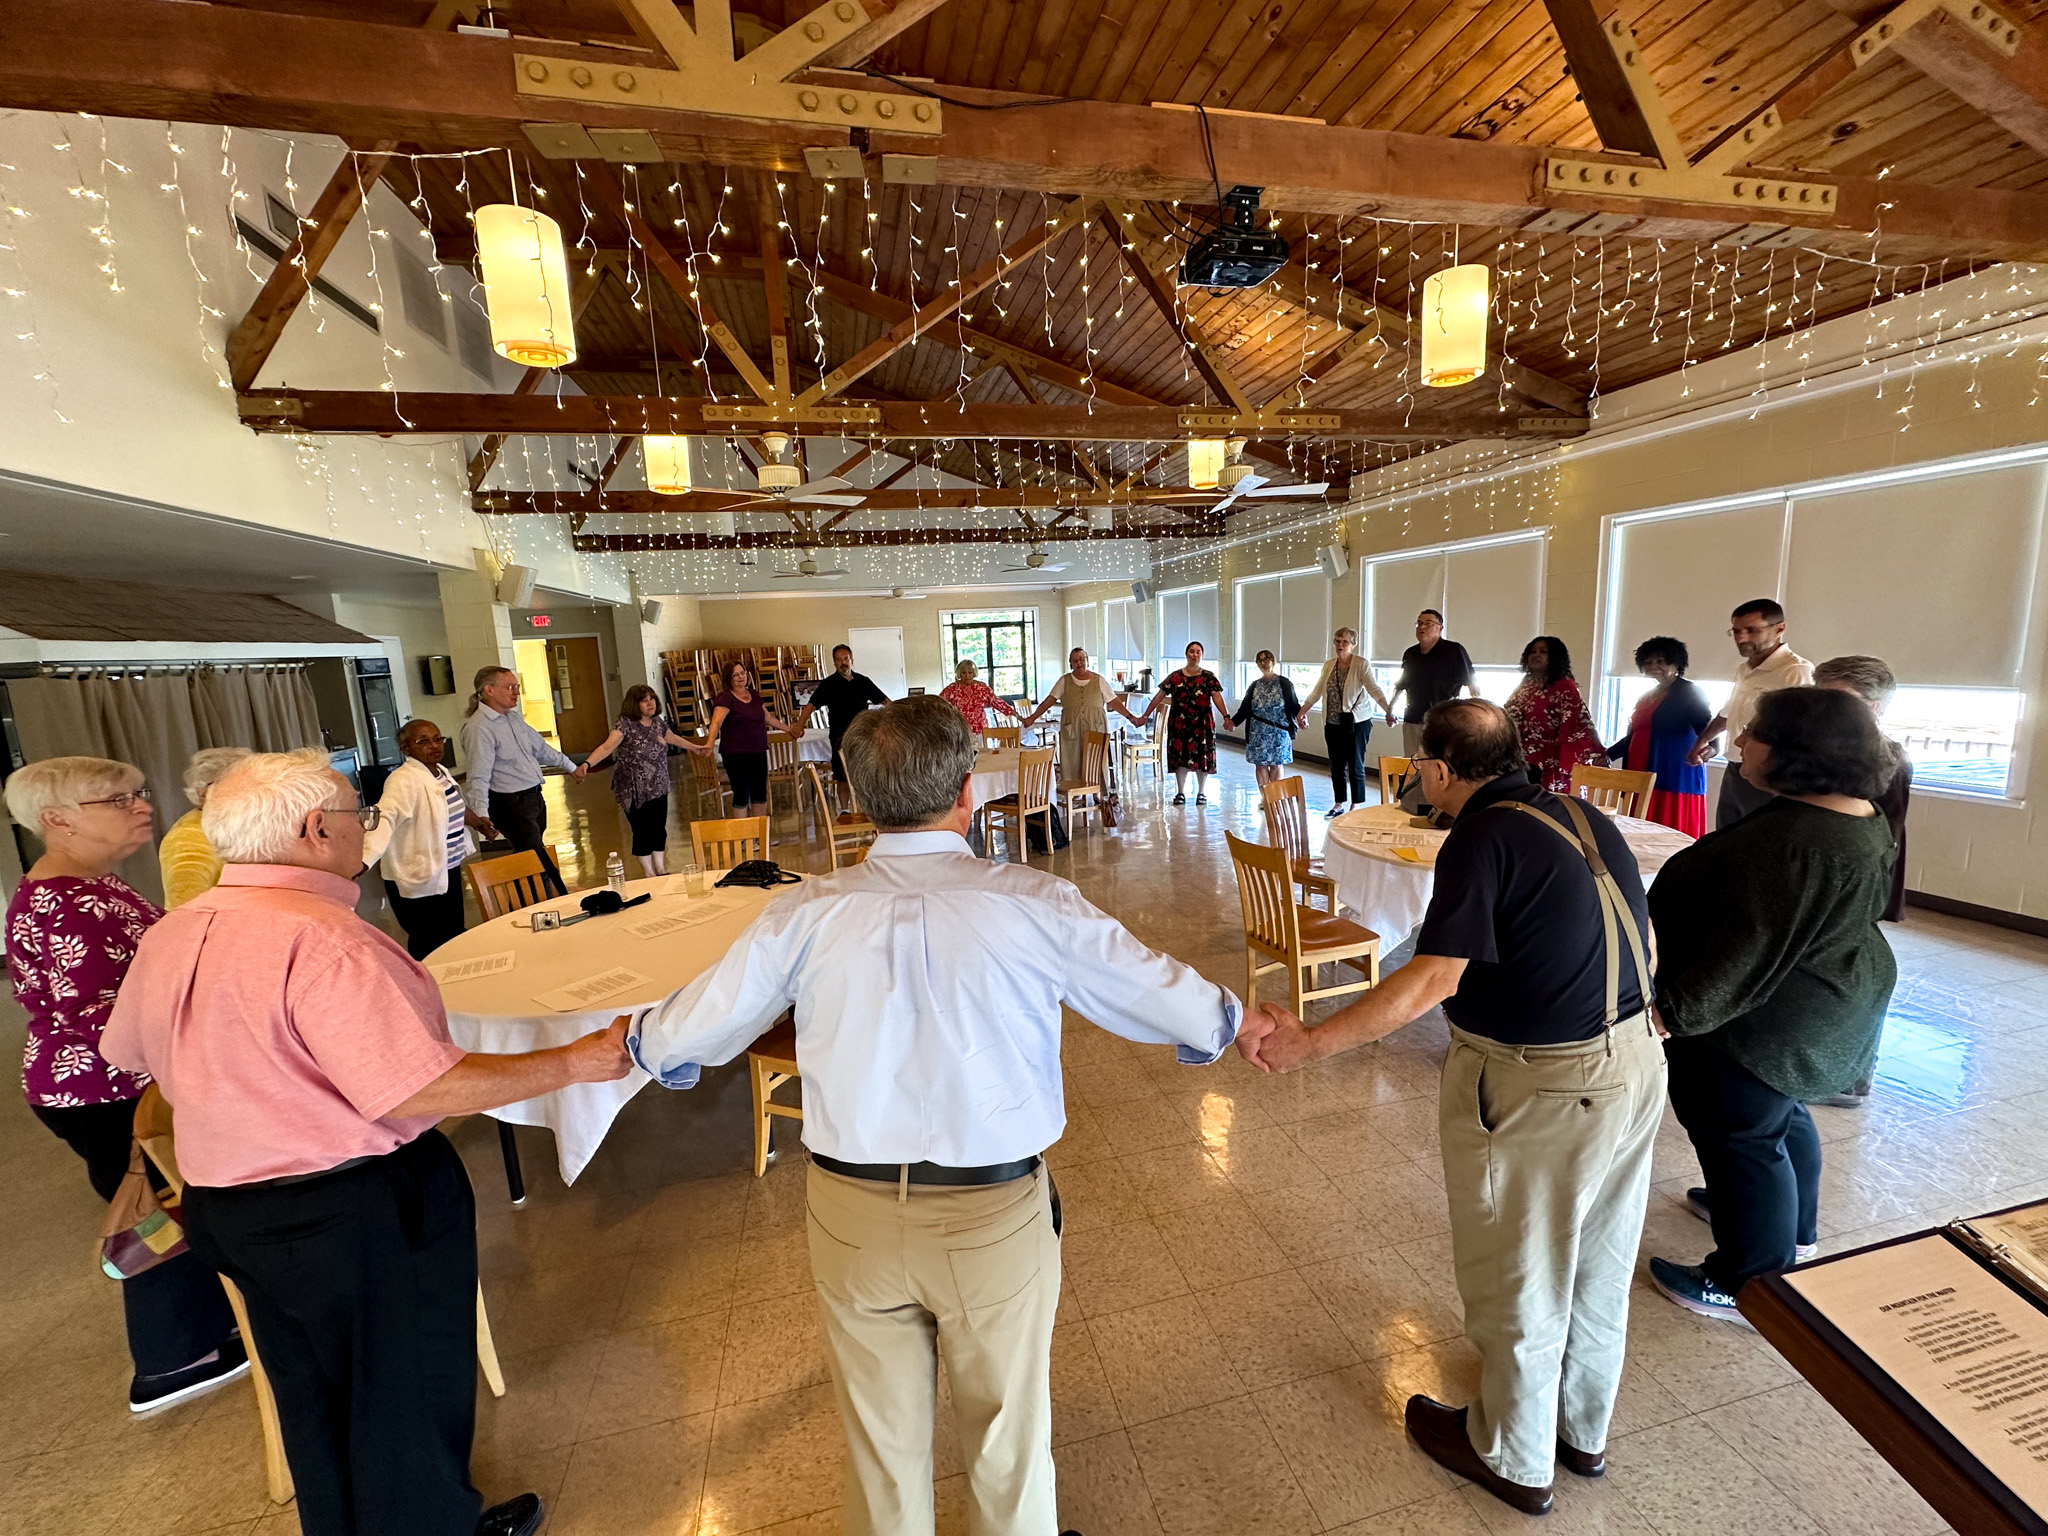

{"left": 1243, "top": 481, "right": 1332, "bottom": 498}
{"left": 791, "top": 493, "right": 867, "bottom": 507}
{"left": 804, "top": 476, "right": 853, "bottom": 493}
{"left": 816, "top": 571, "right": 849, "bottom": 580}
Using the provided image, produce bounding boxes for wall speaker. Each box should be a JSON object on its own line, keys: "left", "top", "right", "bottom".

{"left": 496, "top": 564, "right": 538, "bottom": 606}
{"left": 639, "top": 598, "right": 664, "bottom": 626}
{"left": 1316, "top": 543, "right": 1350, "bottom": 581}
{"left": 1131, "top": 580, "right": 1155, "bottom": 603}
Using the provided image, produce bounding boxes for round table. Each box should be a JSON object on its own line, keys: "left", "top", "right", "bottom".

{"left": 970, "top": 748, "right": 1021, "bottom": 814}
{"left": 433, "top": 874, "right": 795, "bottom": 1185}
{"left": 1321, "top": 803, "right": 1695, "bottom": 948}
{"left": 713, "top": 727, "right": 832, "bottom": 764}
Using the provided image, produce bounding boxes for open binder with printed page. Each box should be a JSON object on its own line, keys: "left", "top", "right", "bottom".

{"left": 1951, "top": 1201, "right": 2048, "bottom": 1311}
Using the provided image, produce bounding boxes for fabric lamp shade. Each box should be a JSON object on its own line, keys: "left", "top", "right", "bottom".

{"left": 642, "top": 436, "right": 692, "bottom": 495}
{"left": 1421, "top": 263, "right": 1489, "bottom": 388}
{"left": 1186, "top": 438, "right": 1226, "bottom": 491}
{"left": 474, "top": 203, "right": 577, "bottom": 367}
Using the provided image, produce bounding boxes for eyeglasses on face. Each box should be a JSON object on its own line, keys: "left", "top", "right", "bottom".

{"left": 80, "top": 788, "right": 153, "bottom": 810}
{"left": 298, "top": 804, "right": 382, "bottom": 837}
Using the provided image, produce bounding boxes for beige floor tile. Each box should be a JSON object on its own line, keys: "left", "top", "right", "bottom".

{"left": 549, "top": 1414, "right": 713, "bottom": 1536}
{"left": 472, "top": 1443, "right": 573, "bottom": 1522}
{"left": 1061, "top": 1220, "right": 1192, "bottom": 1318}
{"left": 640, "top": 1171, "right": 754, "bottom": 1241}
{"left": 1302, "top": 1246, "right": 1465, "bottom": 1359}
{"left": 1330, "top": 1159, "right": 1454, "bottom": 1239}
{"left": 1054, "top": 1430, "right": 1166, "bottom": 1536}
{"left": 585, "top": 1313, "right": 731, "bottom": 1435}
{"left": 614, "top": 1237, "right": 742, "bottom": 1329}
{"left": 1621, "top": 1283, "right": 1798, "bottom": 1411}
{"left": 1251, "top": 1363, "right": 1458, "bottom": 1527}
{"left": 1207, "top": 1124, "right": 1327, "bottom": 1193}
{"left": 1702, "top": 1382, "right": 1947, "bottom": 1536}
{"left": 1087, "top": 1294, "right": 1245, "bottom": 1425}
{"left": 1239, "top": 1175, "right": 1383, "bottom": 1266}
{"left": 1194, "top": 1269, "right": 1360, "bottom": 1390}
{"left": 1285, "top": 1107, "right": 1416, "bottom": 1181}
{"left": 1115, "top": 1143, "right": 1238, "bottom": 1216}
{"left": 1049, "top": 1158, "right": 1153, "bottom": 1233}
{"left": 1609, "top": 1416, "right": 1827, "bottom": 1536}
{"left": 1050, "top": 1319, "right": 1125, "bottom": 1446}
{"left": 1048, "top": 1105, "right": 1119, "bottom": 1168}
{"left": 717, "top": 1292, "right": 830, "bottom": 1406}
{"left": 729, "top": 1226, "right": 816, "bottom": 1306}
{"left": 0, "top": 1432, "right": 186, "bottom": 1536}
{"left": 1326, "top": 1488, "right": 1494, "bottom": 1535}
{"left": 110, "top": 1391, "right": 280, "bottom": 1535}
{"left": 698, "top": 1384, "right": 847, "bottom": 1535}
{"left": 1127, "top": 1394, "right": 1320, "bottom": 1536}
{"left": 1164, "top": 1084, "right": 1283, "bottom": 1145}
{"left": 1150, "top": 1196, "right": 1292, "bottom": 1291}
{"left": 1458, "top": 1474, "right": 1659, "bottom": 1535}
{"left": 490, "top": 1257, "right": 633, "bottom": 1349}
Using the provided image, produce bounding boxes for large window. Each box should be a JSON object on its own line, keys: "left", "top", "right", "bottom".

{"left": 1365, "top": 531, "right": 1546, "bottom": 705}
{"left": 944, "top": 608, "right": 1039, "bottom": 701}
{"left": 1065, "top": 602, "right": 1101, "bottom": 668}
{"left": 1234, "top": 567, "right": 1331, "bottom": 698}
{"left": 1102, "top": 596, "right": 1147, "bottom": 687}
{"left": 1599, "top": 458, "right": 2047, "bottom": 798}
{"left": 1157, "top": 583, "right": 1221, "bottom": 679}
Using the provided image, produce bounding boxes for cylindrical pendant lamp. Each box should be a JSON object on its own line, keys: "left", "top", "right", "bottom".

{"left": 642, "top": 436, "right": 693, "bottom": 495}
{"left": 474, "top": 204, "right": 577, "bottom": 368}
{"left": 1186, "top": 438, "right": 1226, "bottom": 490}
{"left": 1421, "top": 263, "right": 1490, "bottom": 388}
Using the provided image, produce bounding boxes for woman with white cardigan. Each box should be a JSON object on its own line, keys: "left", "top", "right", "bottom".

{"left": 1305, "top": 628, "right": 1392, "bottom": 816}
{"left": 376, "top": 719, "right": 491, "bottom": 959}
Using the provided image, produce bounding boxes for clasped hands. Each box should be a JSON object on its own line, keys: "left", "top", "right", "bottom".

{"left": 1233, "top": 1000, "right": 1320, "bottom": 1073}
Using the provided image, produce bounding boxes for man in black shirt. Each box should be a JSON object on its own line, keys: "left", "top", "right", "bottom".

{"left": 1387, "top": 609, "right": 1476, "bottom": 755}
{"left": 1244, "top": 700, "right": 1665, "bottom": 1518}
{"left": 798, "top": 645, "right": 890, "bottom": 807}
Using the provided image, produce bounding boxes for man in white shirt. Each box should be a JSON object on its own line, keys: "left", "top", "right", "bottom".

{"left": 630, "top": 695, "right": 1250, "bottom": 1536}
{"left": 458, "top": 665, "right": 584, "bottom": 897}
{"left": 1687, "top": 598, "right": 1815, "bottom": 829}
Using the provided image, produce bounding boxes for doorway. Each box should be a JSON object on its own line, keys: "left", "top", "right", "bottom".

{"left": 547, "top": 636, "right": 610, "bottom": 756}
{"left": 845, "top": 626, "right": 907, "bottom": 697}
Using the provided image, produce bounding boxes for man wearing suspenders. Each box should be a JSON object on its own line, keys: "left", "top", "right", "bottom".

{"left": 1248, "top": 699, "right": 1664, "bottom": 1518}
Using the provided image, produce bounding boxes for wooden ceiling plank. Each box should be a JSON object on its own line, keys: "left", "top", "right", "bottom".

{"left": 1098, "top": 207, "right": 1258, "bottom": 411}
{"left": 575, "top": 521, "right": 1225, "bottom": 551}
{"left": 1538, "top": 0, "right": 1683, "bottom": 161}
{"left": 1065, "top": 0, "right": 1145, "bottom": 98}
{"left": 226, "top": 140, "right": 398, "bottom": 391}
{"left": 1869, "top": 4, "right": 2048, "bottom": 158}
{"left": 814, "top": 0, "right": 962, "bottom": 69}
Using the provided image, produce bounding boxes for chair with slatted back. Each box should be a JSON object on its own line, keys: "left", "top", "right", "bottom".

{"left": 766, "top": 733, "right": 803, "bottom": 815}
{"left": 1570, "top": 764, "right": 1657, "bottom": 819}
{"left": 744, "top": 1016, "right": 801, "bottom": 1177}
{"left": 692, "top": 814, "right": 770, "bottom": 872}
{"left": 1227, "top": 832, "right": 1380, "bottom": 1017}
{"left": 464, "top": 850, "right": 553, "bottom": 921}
{"left": 681, "top": 737, "right": 731, "bottom": 816}
{"left": 805, "top": 763, "right": 874, "bottom": 869}
{"left": 132, "top": 1087, "right": 507, "bottom": 1508}
{"left": 979, "top": 747, "right": 1056, "bottom": 861}
{"left": 983, "top": 726, "right": 1022, "bottom": 750}
{"left": 1260, "top": 776, "right": 1339, "bottom": 912}
{"left": 1058, "top": 730, "right": 1111, "bottom": 836}
{"left": 1376, "top": 755, "right": 1413, "bottom": 806}
{"left": 1120, "top": 718, "right": 1161, "bottom": 786}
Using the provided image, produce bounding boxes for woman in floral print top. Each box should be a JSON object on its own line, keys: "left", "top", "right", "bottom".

{"left": 3, "top": 756, "right": 241, "bottom": 1412}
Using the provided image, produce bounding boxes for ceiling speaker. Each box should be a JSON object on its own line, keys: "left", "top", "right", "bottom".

{"left": 495, "top": 564, "right": 537, "bottom": 607}
{"left": 1316, "top": 544, "right": 1350, "bottom": 581}
{"left": 639, "top": 598, "right": 664, "bottom": 626}
{"left": 1131, "top": 580, "right": 1155, "bottom": 604}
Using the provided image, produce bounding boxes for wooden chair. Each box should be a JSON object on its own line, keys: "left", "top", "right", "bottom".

{"left": 132, "top": 1087, "right": 506, "bottom": 1508}
{"left": 983, "top": 725, "right": 1022, "bottom": 750}
{"left": 692, "top": 814, "right": 769, "bottom": 871}
{"left": 464, "top": 849, "right": 553, "bottom": 921}
{"left": 1120, "top": 719, "right": 1161, "bottom": 785}
{"left": 1060, "top": 730, "right": 1111, "bottom": 835}
{"left": 979, "top": 746, "right": 1057, "bottom": 861}
{"left": 805, "top": 763, "right": 874, "bottom": 870}
{"left": 1227, "top": 832, "right": 1380, "bottom": 1017}
{"left": 1375, "top": 755, "right": 1413, "bottom": 806}
{"left": 1260, "top": 776, "right": 1339, "bottom": 912}
{"left": 766, "top": 733, "right": 803, "bottom": 814}
{"left": 1570, "top": 764, "right": 1657, "bottom": 819}
{"left": 745, "top": 1016, "right": 802, "bottom": 1177}
{"left": 680, "top": 736, "right": 730, "bottom": 816}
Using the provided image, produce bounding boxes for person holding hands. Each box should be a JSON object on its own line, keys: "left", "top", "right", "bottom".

{"left": 1141, "top": 640, "right": 1233, "bottom": 806}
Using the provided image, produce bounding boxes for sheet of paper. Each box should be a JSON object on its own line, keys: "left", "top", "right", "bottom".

{"left": 429, "top": 951, "right": 515, "bottom": 984}
{"left": 1964, "top": 1203, "right": 2048, "bottom": 1297}
{"left": 1786, "top": 1234, "right": 2048, "bottom": 1512}
{"left": 534, "top": 967, "right": 653, "bottom": 1013}
{"left": 625, "top": 898, "right": 743, "bottom": 939}
{"left": 1349, "top": 825, "right": 1448, "bottom": 851}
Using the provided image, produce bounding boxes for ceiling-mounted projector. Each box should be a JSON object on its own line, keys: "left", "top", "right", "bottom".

{"left": 1180, "top": 185, "right": 1289, "bottom": 289}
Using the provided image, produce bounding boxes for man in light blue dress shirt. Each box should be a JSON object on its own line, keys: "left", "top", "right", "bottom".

{"left": 458, "top": 665, "right": 584, "bottom": 898}
{"left": 631, "top": 696, "right": 1257, "bottom": 1536}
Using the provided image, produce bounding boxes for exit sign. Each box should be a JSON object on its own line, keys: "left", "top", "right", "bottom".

{"left": 528, "top": 614, "right": 551, "bottom": 628}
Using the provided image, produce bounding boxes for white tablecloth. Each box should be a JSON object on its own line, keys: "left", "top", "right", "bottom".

{"left": 1321, "top": 803, "right": 1695, "bottom": 949}
{"left": 436, "top": 874, "right": 794, "bottom": 1184}
{"left": 970, "top": 748, "right": 1020, "bottom": 813}
{"left": 713, "top": 727, "right": 831, "bottom": 764}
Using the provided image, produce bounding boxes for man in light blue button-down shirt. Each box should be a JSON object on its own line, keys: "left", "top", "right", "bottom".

{"left": 458, "top": 665, "right": 584, "bottom": 897}
{"left": 632, "top": 696, "right": 1258, "bottom": 1536}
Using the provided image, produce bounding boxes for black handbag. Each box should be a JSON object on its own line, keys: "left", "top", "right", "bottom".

{"left": 716, "top": 859, "right": 802, "bottom": 888}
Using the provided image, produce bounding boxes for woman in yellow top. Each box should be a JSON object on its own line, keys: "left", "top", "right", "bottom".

{"left": 156, "top": 747, "right": 250, "bottom": 909}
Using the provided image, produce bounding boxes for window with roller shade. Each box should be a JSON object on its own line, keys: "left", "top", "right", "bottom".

{"left": 1065, "top": 603, "right": 1101, "bottom": 668}
{"left": 1102, "top": 597, "right": 1147, "bottom": 687}
{"left": 1598, "top": 458, "right": 2047, "bottom": 798}
{"left": 1233, "top": 567, "right": 1331, "bottom": 700}
{"left": 1156, "top": 583, "right": 1222, "bottom": 680}
{"left": 1364, "top": 531, "right": 1546, "bottom": 706}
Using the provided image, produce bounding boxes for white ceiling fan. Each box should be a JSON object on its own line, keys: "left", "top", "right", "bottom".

{"left": 770, "top": 549, "right": 849, "bottom": 581}
{"left": 719, "top": 431, "right": 867, "bottom": 512}
{"left": 1205, "top": 437, "right": 1330, "bottom": 515}
{"left": 999, "top": 547, "right": 1070, "bottom": 575}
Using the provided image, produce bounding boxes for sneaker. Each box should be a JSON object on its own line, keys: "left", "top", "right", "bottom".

{"left": 1326, "top": 802, "right": 1347, "bottom": 818}
{"left": 1683, "top": 1187, "right": 1817, "bottom": 1262}
{"left": 477, "top": 1493, "right": 544, "bottom": 1536}
{"left": 129, "top": 1334, "right": 250, "bottom": 1415}
{"left": 1812, "top": 1092, "right": 1868, "bottom": 1109}
{"left": 1649, "top": 1256, "right": 1751, "bottom": 1325}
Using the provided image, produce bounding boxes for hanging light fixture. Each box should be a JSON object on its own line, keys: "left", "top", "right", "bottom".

{"left": 642, "top": 435, "right": 693, "bottom": 495}
{"left": 474, "top": 203, "right": 577, "bottom": 367}
{"left": 1421, "top": 263, "right": 1490, "bottom": 388}
{"left": 1186, "top": 438, "right": 1227, "bottom": 490}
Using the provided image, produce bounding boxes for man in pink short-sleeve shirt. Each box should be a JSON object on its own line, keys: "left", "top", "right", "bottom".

{"left": 102, "top": 752, "right": 629, "bottom": 1536}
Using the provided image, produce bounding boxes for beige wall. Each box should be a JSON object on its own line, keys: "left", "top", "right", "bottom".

{"left": 328, "top": 595, "right": 464, "bottom": 744}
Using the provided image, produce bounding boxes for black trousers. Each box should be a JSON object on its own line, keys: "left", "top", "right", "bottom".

{"left": 182, "top": 1131, "right": 483, "bottom": 1536}
{"left": 487, "top": 784, "right": 566, "bottom": 897}
{"left": 1324, "top": 713, "right": 1367, "bottom": 804}
{"left": 625, "top": 794, "right": 669, "bottom": 857}
{"left": 34, "top": 1098, "right": 237, "bottom": 1377}
{"left": 384, "top": 879, "right": 467, "bottom": 962}
{"left": 1665, "top": 1038, "right": 1822, "bottom": 1292}
{"left": 725, "top": 750, "right": 769, "bottom": 808}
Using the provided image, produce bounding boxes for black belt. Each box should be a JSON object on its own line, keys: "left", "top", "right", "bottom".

{"left": 245, "top": 1154, "right": 377, "bottom": 1189}
{"left": 812, "top": 1153, "right": 1040, "bottom": 1187}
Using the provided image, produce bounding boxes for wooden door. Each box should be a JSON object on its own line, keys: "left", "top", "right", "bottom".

{"left": 547, "top": 637, "right": 610, "bottom": 756}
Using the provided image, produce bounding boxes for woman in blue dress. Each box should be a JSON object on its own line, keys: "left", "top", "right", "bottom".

{"left": 1231, "top": 649, "right": 1303, "bottom": 789}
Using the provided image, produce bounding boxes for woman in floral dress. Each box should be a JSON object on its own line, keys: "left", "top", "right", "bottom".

{"left": 584, "top": 684, "right": 699, "bottom": 876}
{"left": 940, "top": 659, "right": 1022, "bottom": 734}
{"left": 4, "top": 756, "right": 243, "bottom": 1413}
{"left": 1142, "top": 641, "right": 1234, "bottom": 805}
{"left": 1504, "top": 636, "right": 1608, "bottom": 794}
{"left": 1230, "top": 649, "right": 1302, "bottom": 789}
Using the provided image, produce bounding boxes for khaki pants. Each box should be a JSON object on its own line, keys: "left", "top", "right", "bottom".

{"left": 1439, "top": 1016, "right": 1666, "bottom": 1487}
{"left": 804, "top": 1165, "right": 1062, "bottom": 1536}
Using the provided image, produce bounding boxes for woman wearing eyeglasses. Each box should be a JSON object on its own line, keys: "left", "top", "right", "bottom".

{"left": 2, "top": 756, "right": 246, "bottom": 1415}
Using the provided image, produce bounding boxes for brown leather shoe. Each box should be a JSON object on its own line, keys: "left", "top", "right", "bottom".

{"left": 1404, "top": 1396, "right": 1554, "bottom": 1516}
{"left": 1556, "top": 1440, "right": 1606, "bottom": 1478}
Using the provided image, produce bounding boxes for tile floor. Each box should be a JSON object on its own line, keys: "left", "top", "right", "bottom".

{"left": 5, "top": 748, "right": 2046, "bottom": 1535}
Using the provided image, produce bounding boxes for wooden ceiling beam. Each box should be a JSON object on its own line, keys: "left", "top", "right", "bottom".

{"left": 226, "top": 141, "right": 398, "bottom": 391}
{"left": 813, "top": 0, "right": 957, "bottom": 69}
{"left": 10, "top": 4, "right": 2042, "bottom": 255}
{"left": 240, "top": 389, "right": 1589, "bottom": 440}
{"left": 1825, "top": 0, "right": 2048, "bottom": 159}
{"left": 754, "top": 174, "right": 794, "bottom": 403}
{"left": 575, "top": 521, "right": 1224, "bottom": 552}
{"left": 481, "top": 485, "right": 1256, "bottom": 514}
{"left": 1539, "top": 0, "right": 1680, "bottom": 162}
{"left": 1097, "top": 208, "right": 1256, "bottom": 414}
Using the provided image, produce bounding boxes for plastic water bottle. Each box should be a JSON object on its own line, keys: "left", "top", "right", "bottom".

{"left": 605, "top": 852, "right": 626, "bottom": 891}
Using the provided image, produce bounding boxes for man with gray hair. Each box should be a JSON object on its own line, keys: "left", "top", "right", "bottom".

{"left": 102, "top": 749, "right": 630, "bottom": 1536}
{"left": 630, "top": 695, "right": 1252, "bottom": 1536}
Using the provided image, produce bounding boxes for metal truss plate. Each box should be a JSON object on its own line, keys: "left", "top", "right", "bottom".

{"left": 1179, "top": 409, "right": 1344, "bottom": 433}
{"left": 701, "top": 402, "right": 883, "bottom": 426}
{"left": 515, "top": 54, "right": 943, "bottom": 135}
{"left": 1544, "top": 156, "right": 1839, "bottom": 217}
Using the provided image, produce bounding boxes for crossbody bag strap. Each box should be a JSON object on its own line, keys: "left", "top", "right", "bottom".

{"left": 1499, "top": 799, "right": 1652, "bottom": 1029}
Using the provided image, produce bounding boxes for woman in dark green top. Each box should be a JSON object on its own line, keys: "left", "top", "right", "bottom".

{"left": 1645, "top": 687, "right": 1898, "bottom": 1322}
